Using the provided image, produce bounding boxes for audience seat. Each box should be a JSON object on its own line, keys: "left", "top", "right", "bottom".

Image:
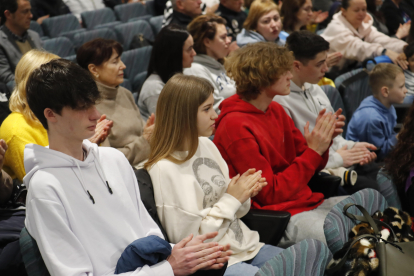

{"left": 114, "top": 2, "right": 148, "bottom": 22}
{"left": 133, "top": 71, "right": 148, "bottom": 98}
{"left": 114, "top": 20, "right": 154, "bottom": 50}
{"left": 149, "top": 15, "right": 163, "bottom": 36}
{"left": 121, "top": 46, "right": 152, "bottom": 77}
{"left": 81, "top": 8, "right": 121, "bottom": 30}
{"left": 320, "top": 85, "right": 348, "bottom": 135}
{"left": 42, "top": 37, "right": 76, "bottom": 60}
{"left": 121, "top": 46, "right": 152, "bottom": 91}
{"left": 145, "top": 0, "right": 156, "bottom": 16}
{"left": 256, "top": 239, "right": 332, "bottom": 276}
{"left": 376, "top": 168, "right": 403, "bottom": 210}
{"left": 20, "top": 228, "right": 49, "bottom": 276}
{"left": 323, "top": 188, "right": 388, "bottom": 254}
{"left": 128, "top": 15, "right": 153, "bottom": 23}
{"left": 334, "top": 68, "right": 372, "bottom": 122}
{"left": 73, "top": 28, "right": 118, "bottom": 51}
{"left": 41, "top": 14, "right": 86, "bottom": 41}
{"left": 29, "top": 21, "right": 48, "bottom": 40}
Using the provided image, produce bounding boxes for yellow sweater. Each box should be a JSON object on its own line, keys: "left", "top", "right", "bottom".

{"left": 0, "top": 112, "right": 48, "bottom": 181}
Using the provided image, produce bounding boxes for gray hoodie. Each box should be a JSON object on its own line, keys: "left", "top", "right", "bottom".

{"left": 274, "top": 81, "right": 355, "bottom": 169}
{"left": 236, "top": 29, "right": 286, "bottom": 47}
{"left": 184, "top": 55, "right": 236, "bottom": 113}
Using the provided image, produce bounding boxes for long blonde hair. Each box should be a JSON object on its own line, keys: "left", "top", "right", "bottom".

{"left": 144, "top": 74, "right": 214, "bottom": 169}
{"left": 9, "top": 50, "right": 59, "bottom": 125}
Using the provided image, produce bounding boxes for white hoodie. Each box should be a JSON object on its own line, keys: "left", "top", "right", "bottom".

{"left": 321, "top": 12, "right": 406, "bottom": 70}
{"left": 274, "top": 82, "right": 355, "bottom": 169}
{"left": 24, "top": 140, "right": 173, "bottom": 276}
{"left": 184, "top": 55, "right": 236, "bottom": 113}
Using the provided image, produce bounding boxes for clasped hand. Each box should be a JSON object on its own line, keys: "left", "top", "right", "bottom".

{"left": 226, "top": 168, "right": 267, "bottom": 203}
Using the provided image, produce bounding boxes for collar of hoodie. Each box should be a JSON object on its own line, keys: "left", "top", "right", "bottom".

{"left": 71, "top": 148, "right": 113, "bottom": 204}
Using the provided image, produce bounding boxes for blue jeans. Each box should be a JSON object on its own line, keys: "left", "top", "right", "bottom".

{"left": 403, "top": 94, "right": 414, "bottom": 104}
{"left": 223, "top": 245, "right": 284, "bottom": 276}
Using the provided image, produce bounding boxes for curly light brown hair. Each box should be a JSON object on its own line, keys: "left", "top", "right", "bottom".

{"left": 225, "top": 42, "right": 294, "bottom": 101}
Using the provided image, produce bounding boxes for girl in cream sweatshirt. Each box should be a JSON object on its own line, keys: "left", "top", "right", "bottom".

{"left": 145, "top": 74, "right": 284, "bottom": 275}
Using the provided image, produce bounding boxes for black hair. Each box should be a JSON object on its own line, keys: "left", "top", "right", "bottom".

{"left": 26, "top": 59, "right": 101, "bottom": 130}
{"left": 404, "top": 43, "right": 414, "bottom": 60}
{"left": 146, "top": 24, "right": 189, "bottom": 83}
{"left": 342, "top": 0, "right": 351, "bottom": 10}
{"left": 0, "top": 0, "right": 19, "bottom": 25}
{"left": 76, "top": 38, "right": 123, "bottom": 70}
{"left": 286, "top": 31, "right": 330, "bottom": 64}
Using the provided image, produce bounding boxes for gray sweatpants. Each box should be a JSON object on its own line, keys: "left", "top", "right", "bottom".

{"left": 278, "top": 196, "right": 348, "bottom": 247}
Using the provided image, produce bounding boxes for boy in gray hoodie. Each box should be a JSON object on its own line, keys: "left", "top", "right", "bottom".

{"left": 274, "top": 31, "right": 379, "bottom": 194}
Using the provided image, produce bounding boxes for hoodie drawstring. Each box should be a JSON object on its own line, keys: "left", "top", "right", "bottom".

{"left": 91, "top": 150, "right": 113, "bottom": 195}
{"left": 73, "top": 160, "right": 96, "bottom": 204}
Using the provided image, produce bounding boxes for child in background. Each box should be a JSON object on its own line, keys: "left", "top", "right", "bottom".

{"left": 404, "top": 43, "right": 414, "bottom": 104}
{"left": 346, "top": 63, "right": 408, "bottom": 160}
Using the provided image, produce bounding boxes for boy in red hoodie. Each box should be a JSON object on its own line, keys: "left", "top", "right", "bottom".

{"left": 213, "top": 42, "right": 347, "bottom": 245}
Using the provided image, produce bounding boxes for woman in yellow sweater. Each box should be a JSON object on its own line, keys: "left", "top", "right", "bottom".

{"left": 0, "top": 50, "right": 112, "bottom": 181}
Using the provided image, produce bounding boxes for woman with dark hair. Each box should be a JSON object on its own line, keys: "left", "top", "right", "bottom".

{"left": 385, "top": 102, "right": 414, "bottom": 216}
{"left": 185, "top": 14, "right": 236, "bottom": 113}
{"left": 321, "top": 0, "right": 407, "bottom": 72}
{"left": 77, "top": 38, "right": 154, "bottom": 168}
{"left": 281, "top": 0, "right": 313, "bottom": 33}
{"left": 138, "top": 25, "right": 196, "bottom": 121}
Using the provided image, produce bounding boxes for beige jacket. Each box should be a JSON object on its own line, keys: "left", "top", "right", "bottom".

{"left": 96, "top": 82, "right": 150, "bottom": 166}
{"left": 321, "top": 12, "right": 406, "bottom": 70}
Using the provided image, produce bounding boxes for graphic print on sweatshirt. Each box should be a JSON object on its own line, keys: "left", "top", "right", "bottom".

{"left": 193, "top": 157, "right": 226, "bottom": 208}
{"left": 216, "top": 73, "right": 230, "bottom": 91}
{"left": 193, "top": 157, "right": 244, "bottom": 245}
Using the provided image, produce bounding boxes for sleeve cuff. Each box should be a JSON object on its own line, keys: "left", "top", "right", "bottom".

{"left": 150, "top": 260, "right": 174, "bottom": 276}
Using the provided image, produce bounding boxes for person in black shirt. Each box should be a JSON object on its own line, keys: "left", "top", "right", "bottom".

{"left": 215, "top": 0, "right": 247, "bottom": 40}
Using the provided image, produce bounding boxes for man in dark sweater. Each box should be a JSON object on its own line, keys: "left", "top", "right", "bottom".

{"left": 168, "top": 0, "right": 202, "bottom": 28}
{"left": 215, "top": 0, "right": 246, "bottom": 40}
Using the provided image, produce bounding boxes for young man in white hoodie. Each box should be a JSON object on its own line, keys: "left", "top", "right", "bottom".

{"left": 274, "top": 31, "right": 380, "bottom": 194}
{"left": 23, "top": 58, "right": 231, "bottom": 276}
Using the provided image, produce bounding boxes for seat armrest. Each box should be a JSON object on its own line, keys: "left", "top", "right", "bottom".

{"left": 308, "top": 172, "right": 341, "bottom": 198}
{"left": 241, "top": 209, "right": 291, "bottom": 246}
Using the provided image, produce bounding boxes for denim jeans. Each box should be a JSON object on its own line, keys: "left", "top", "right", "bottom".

{"left": 223, "top": 244, "right": 284, "bottom": 276}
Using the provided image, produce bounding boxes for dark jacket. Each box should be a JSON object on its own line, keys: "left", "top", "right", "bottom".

{"left": 0, "top": 26, "right": 42, "bottom": 83}
{"left": 380, "top": 0, "right": 412, "bottom": 36}
{"left": 30, "top": 0, "right": 70, "bottom": 20}
{"left": 168, "top": 10, "right": 193, "bottom": 29}
{"left": 215, "top": 4, "right": 247, "bottom": 40}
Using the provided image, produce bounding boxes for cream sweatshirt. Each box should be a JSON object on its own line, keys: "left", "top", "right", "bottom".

{"left": 148, "top": 137, "right": 263, "bottom": 266}
{"left": 321, "top": 12, "right": 406, "bottom": 70}
{"left": 96, "top": 82, "right": 150, "bottom": 167}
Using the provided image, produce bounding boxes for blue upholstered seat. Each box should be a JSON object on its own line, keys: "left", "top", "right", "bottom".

{"left": 42, "top": 37, "right": 75, "bottom": 58}
{"left": 41, "top": 14, "right": 85, "bottom": 41}
{"left": 323, "top": 188, "right": 388, "bottom": 254}
{"left": 114, "top": 20, "right": 154, "bottom": 50}
{"left": 149, "top": 15, "right": 163, "bottom": 36}
{"left": 114, "top": 2, "right": 148, "bottom": 22}
{"left": 81, "top": 8, "right": 121, "bottom": 30}
{"left": 73, "top": 28, "right": 118, "bottom": 50}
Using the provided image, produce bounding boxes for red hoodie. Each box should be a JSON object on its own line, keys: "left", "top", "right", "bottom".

{"left": 213, "top": 94, "right": 328, "bottom": 216}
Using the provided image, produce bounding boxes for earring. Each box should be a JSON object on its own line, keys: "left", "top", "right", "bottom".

{"left": 95, "top": 74, "right": 99, "bottom": 78}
